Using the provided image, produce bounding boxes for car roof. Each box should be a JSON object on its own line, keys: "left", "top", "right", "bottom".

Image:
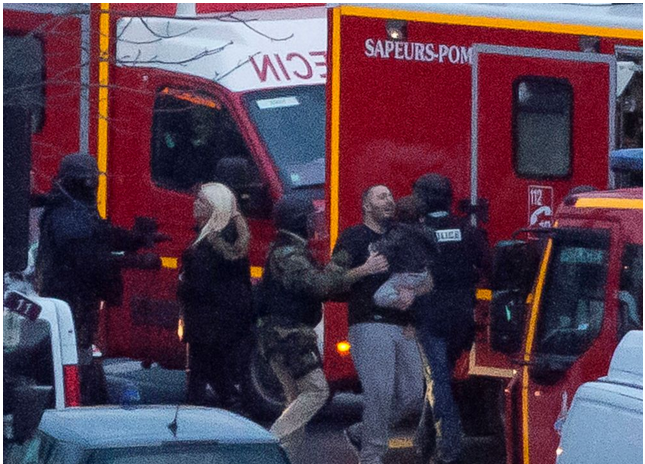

{"left": 604, "top": 330, "right": 643, "bottom": 389}
{"left": 39, "top": 405, "right": 278, "bottom": 448}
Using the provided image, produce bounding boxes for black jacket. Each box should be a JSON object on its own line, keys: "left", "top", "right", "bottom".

{"left": 178, "top": 230, "right": 252, "bottom": 344}
{"left": 412, "top": 212, "right": 490, "bottom": 337}
{"left": 36, "top": 189, "right": 131, "bottom": 307}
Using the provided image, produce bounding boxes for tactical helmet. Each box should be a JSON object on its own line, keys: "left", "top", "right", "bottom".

{"left": 413, "top": 173, "right": 453, "bottom": 213}
{"left": 274, "top": 194, "right": 315, "bottom": 238}
{"left": 57, "top": 153, "right": 99, "bottom": 182}
{"left": 56, "top": 153, "right": 99, "bottom": 204}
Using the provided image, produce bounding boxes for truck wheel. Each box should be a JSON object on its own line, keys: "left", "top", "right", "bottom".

{"left": 242, "top": 344, "right": 285, "bottom": 421}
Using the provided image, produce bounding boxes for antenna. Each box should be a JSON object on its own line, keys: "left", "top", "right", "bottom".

{"left": 167, "top": 404, "right": 180, "bottom": 437}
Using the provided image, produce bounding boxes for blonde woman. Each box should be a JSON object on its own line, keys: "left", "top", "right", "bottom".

{"left": 177, "top": 183, "right": 252, "bottom": 411}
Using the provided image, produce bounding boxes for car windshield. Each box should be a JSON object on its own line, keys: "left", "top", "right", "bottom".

{"left": 88, "top": 443, "right": 288, "bottom": 464}
{"left": 243, "top": 85, "right": 325, "bottom": 189}
{"left": 535, "top": 229, "right": 610, "bottom": 357}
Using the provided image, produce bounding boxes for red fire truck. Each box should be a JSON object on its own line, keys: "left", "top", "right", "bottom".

{"left": 4, "top": 3, "right": 327, "bottom": 415}
{"left": 326, "top": 4, "right": 642, "bottom": 463}
{"left": 4, "top": 3, "right": 642, "bottom": 428}
{"left": 323, "top": 1, "right": 642, "bottom": 388}
{"left": 489, "top": 187, "right": 643, "bottom": 464}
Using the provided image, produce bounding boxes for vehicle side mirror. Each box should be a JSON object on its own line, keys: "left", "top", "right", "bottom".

{"left": 530, "top": 355, "right": 576, "bottom": 385}
{"left": 489, "top": 240, "right": 541, "bottom": 354}
{"left": 215, "top": 157, "right": 272, "bottom": 219}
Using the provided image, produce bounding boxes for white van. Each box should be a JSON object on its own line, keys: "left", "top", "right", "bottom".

{"left": 556, "top": 330, "right": 643, "bottom": 464}
{"left": 4, "top": 290, "right": 81, "bottom": 410}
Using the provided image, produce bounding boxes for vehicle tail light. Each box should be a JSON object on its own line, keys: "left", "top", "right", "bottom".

{"left": 336, "top": 341, "right": 351, "bottom": 356}
{"left": 63, "top": 364, "right": 81, "bottom": 407}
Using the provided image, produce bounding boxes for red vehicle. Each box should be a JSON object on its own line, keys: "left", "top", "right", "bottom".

{"left": 324, "top": 1, "right": 642, "bottom": 389}
{"left": 489, "top": 188, "right": 643, "bottom": 463}
{"left": 4, "top": 3, "right": 642, "bottom": 423}
{"left": 324, "top": 4, "right": 642, "bottom": 463}
{"left": 5, "top": 3, "right": 327, "bottom": 415}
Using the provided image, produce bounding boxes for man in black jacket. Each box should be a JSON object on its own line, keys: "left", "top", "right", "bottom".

{"left": 36, "top": 153, "right": 160, "bottom": 404}
{"left": 412, "top": 174, "right": 490, "bottom": 464}
{"left": 258, "top": 194, "right": 387, "bottom": 459}
{"left": 331, "top": 185, "right": 425, "bottom": 464}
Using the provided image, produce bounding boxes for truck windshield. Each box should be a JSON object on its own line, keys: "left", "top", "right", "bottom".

{"left": 243, "top": 85, "right": 325, "bottom": 189}
{"left": 535, "top": 229, "right": 610, "bottom": 357}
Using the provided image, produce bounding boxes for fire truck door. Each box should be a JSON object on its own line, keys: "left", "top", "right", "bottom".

{"left": 471, "top": 44, "right": 616, "bottom": 242}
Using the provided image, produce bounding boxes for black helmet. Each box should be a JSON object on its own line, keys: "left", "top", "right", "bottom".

{"left": 413, "top": 173, "right": 453, "bottom": 213}
{"left": 274, "top": 194, "right": 314, "bottom": 238}
{"left": 56, "top": 153, "right": 99, "bottom": 204}
{"left": 57, "top": 153, "right": 99, "bottom": 182}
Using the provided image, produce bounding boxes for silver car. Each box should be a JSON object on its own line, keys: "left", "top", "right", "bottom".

{"left": 6, "top": 405, "right": 290, "bottom": 464}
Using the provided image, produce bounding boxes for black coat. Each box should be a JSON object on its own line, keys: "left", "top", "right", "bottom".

{"left": 178, "top": 233, "right": 253, "bottom": 345}
{"left": 36, "top": 189, "right": 142, "bottom": 347}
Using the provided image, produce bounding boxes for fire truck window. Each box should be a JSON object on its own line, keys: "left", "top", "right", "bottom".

{"left": 535, "top": 230, "right": 609, "bottom": 357}
{"left": 513, "top": 77, "right": 572, "bottom": 178}
{"left": 3, "top": 35, "right": 45, "bottom": 132}
{"left": 618, "top": 244, "right": 643, "bottom": 339}
{"left": 151, "top": 90, "right": 261, "bottom": 194}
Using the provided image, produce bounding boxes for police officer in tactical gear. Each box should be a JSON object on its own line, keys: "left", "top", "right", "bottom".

{"left": 412, "top": 173, "right": 490, "bottom": 464}
{"left": 36, "top": 153, "right": 163, "bottom": 405}
{"left": 258, "top": 194, "right": 387, "bottom": 459}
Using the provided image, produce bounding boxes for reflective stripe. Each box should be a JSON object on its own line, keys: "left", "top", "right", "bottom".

{"left": 575, "top": 197, "right": 643, "bottom": 210}
{"left": 521, "top": 234, "right": 555, "bottom": 464}
{"left": 329, "top": 7, "right": 342, "bottom": 253}
{"left": 476, "top": 288, "right": 492, "bottom": 301}
{"left": 338, "top": 5, "right": 642, "bottom": 40}
{"left": 468, "top": 343, "right": 515, "bottom": 378}
{"left": 97, "top": 4, "right": 110, "bottom": 219}
{"left": 160, "top": 257, "right": 178, "bottom": 269}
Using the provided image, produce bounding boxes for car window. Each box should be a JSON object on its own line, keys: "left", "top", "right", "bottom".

{"left": 513, "top": 77, "right": 573, "bottom": 179}
{"left": 88, "top": 443, "right": 289, "bottom": 464}
{"left": 151, "top": 88, "right": 261, "bottom": 193}
{"left": 5, "top": 431, "right": 85, "bottom": 464}
{"left": 535, "top": 229, "right": 610, "bottom": 357}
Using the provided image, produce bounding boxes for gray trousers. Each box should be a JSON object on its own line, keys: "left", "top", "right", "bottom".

{"left": 348, "top": 323, "right": 424, "bottom": 464}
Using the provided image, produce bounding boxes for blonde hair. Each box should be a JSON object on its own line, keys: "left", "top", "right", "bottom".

{"left": 193, "top": 183, "right": 250, "bottom": 260}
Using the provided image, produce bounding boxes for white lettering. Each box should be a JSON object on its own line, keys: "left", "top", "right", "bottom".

{"left": 375, "top": 40, "right": 385, "bottom": 58}
{"left": 460, "top": 46, "right": 472, "bottom": 64}
{"left": 363, "top": 39, "right": 471, "bottom": 65}
{"left": 365, "top": 38, "right": 375, "bottom": 57}
{"left": 404, "top": 42, "right": 414, "bottom": 60}
{"left": 425, "top": 43, "right": 436, "bottom": 62}
{"left": 415, "top": 42, "right": 425, "bottom": 61}
{"left": 395, "top": 41, "right": 404, "bottom": 59}
{"left": 435, "top": 229, "right": 463, "bottom": 243}
{"left": 384, "top": 40, "right": 395, "bottom": 58}
{"left": 448, "top": 45, "right": 460, "bottom": 64}
{"left": 438, "top": 44, "right": 449, "bottom": 63}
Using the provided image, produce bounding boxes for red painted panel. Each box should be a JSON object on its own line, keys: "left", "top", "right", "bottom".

{"left": 476, "top": 53, "right": 611, "bottom": 243}
{"left": 333, "top": 14, "right": 608, "bottom": 243}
